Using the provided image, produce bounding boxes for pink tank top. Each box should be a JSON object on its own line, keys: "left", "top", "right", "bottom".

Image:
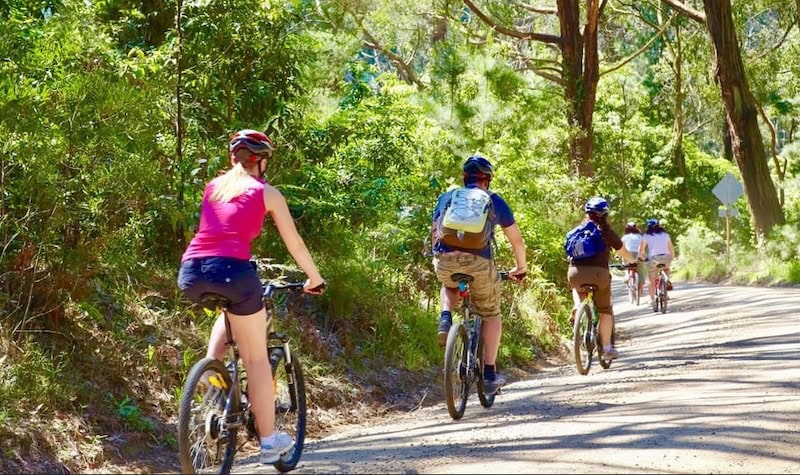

{"left": 181, "top": 176, "right": 267, "bottom": 262}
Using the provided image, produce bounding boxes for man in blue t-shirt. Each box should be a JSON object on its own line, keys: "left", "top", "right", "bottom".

{"left": 430, "top": 155, "right": 527, "bottom": 395}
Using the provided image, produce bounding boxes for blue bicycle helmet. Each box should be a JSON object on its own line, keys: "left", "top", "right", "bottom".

{"left": 463, "top": 155, "right": 494, "bottom": 180}
{"left": 584, "top": 197, "right": 610, "bottom": 216}
{"left": 646, "top": 218, "right": 659, "bottom": 229}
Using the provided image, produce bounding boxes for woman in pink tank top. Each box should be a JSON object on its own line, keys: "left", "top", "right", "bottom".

{"left": 177, "top": 129, "right": 325, "bottom": 463}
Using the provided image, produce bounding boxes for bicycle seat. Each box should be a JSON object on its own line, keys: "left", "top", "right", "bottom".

{"left": 578, "top": 284, "right": 598, "bottom": 293}
{"left": 656, "top": 263, "right": 666, "bottom": 269}
{"left": 450, "top": 273, "right": 475, "bottom": 284}
{"left": 199, "top": 292, "right": 231, "bottom": 310}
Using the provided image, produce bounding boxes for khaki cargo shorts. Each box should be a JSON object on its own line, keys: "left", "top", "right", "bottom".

{"left": 647, "top": 254, "right": 673, "bottom": 278}
{"left": 433, "top": 252, "right": 502, "bottom": 320}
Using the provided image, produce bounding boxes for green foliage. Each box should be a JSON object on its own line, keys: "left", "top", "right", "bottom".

{"left": 4, "top": 1, "right": 800, "bottom": 470}
{"left": 673, "top": 222, "right": 727, "bottom": 282}
{"left": 0, "top": 340, "right": 73, "bottom": 419}
{"left": 114, "top": 395, "right": 155, "bottom": 432}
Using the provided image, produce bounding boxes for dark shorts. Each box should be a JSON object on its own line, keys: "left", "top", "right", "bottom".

{"left": 177, "top": 257, "right": 263, "bottom": 315}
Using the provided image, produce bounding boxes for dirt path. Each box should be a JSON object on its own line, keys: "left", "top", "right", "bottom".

{"left": 232, "top": 278, "right": 800, "bottom": 474}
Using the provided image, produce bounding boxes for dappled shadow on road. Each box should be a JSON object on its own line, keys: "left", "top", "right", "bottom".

{"left": 244, "top": 281, "right": 800, "bottom": 474}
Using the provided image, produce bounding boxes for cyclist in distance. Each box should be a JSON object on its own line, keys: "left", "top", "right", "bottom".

{"left": 638, "top": 218, "right": 675, "bottom": 306}
{"left": 430, "top": 155, "right": 527, "bottom": 395}
{"left": 621, "top": 222, "right": 647, "bottom": 297}
{"left": 177, "top": 129, "right": 325, "bottom": 464}
{"left": 567, "top": 198, "right": 635, "bottom": 361}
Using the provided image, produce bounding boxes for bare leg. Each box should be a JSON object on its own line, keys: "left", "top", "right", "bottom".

{"left": 440, "top": 286, "right": 459, "bottom": 313}
{"left": 599, "top": 312, "right": 613, "bottom": 347}
{"left": 206, "top": 314, "right": 228, "bottom": 360}
{"left": 482, "top": 318, "right": 501, "bottom": 365}
{"left": 227, "top": 309, "right": 275, "bottom": 438}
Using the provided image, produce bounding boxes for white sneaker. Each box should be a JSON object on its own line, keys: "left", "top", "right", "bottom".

{"left": 260, "top": 431, "right": 294, "bottom": 464}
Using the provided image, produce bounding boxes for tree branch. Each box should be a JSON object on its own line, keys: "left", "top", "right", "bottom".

{"left": 685, "top": 117, "right": 712, "bottom": 136}
{"left": 514, "top": 1, "right": 557, "bottom": 15}
{"left": 750, "top": 21, "right": 795, "bottom": 61}
{"left": 601, "top": 13, "right": 678, "bottom": 76}
{"left": 463, "top": 0, "right": 562, "bottom": 45}
{"left": 660, "top": 0, "right": 706, "bottom": 24}
{"left": 356, "top": 19, "right": 426, "bottom": 90}
{"left": 754, "top": 100, "right": 788, "bottom": 178}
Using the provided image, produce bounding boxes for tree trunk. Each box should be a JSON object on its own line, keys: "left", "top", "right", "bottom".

{"left": 175, "top": 0, "right": 186, "bottom": 249}
{"left": 702, "top": 0, "right": 784, "bottom": 240}
{"left": 558, "top": 0, "right": 599, "bottom": 177}
{"left": 722, "top": 122, "right": 733, "bottom": 162}
{"left": 669, "top": 21, "right": 687, "bottom": 196}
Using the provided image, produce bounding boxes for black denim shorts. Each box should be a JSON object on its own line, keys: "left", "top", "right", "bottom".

{"left": 177, "top": 257, "right": 263, "bottom": 315}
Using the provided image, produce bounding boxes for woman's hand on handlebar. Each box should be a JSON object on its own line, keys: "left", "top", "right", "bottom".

{"left": 303, "top": 278, "right": 326, "bottom": 295}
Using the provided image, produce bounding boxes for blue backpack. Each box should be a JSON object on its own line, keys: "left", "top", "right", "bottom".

{"left": 564, "top": 221, "right": 606, "bottom": 260}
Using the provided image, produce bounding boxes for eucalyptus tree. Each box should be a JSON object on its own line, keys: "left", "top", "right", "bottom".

{"left": 663, "top": 0, "right": 785, "bottom": 239}
{"left": 733, "top": 0, "right": 798, "bottom": 209}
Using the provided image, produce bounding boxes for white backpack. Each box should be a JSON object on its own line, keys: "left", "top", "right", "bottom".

{"left": 435, "top": 187, "right": 494, "bottom": 250}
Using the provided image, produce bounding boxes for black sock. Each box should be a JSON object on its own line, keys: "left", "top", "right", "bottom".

{"left": 440, "top": 310, "right": 452, "bottom": 322}
{"left": 484, "top": 364, "right": 495, "bottom": 380}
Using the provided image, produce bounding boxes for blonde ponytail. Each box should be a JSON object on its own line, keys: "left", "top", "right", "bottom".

{"left": 210, "top": 162, "right": 256, "bottom": 203}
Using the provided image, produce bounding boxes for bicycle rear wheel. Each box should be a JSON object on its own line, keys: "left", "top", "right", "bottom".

{"left": 598, "top": 323, "right": 615, "bottom": 369}
{"left": 178, "top": 357, "right": 238, "bottom": 475}
{"left": 270, "top": 347, "right": 307, "bottom": 473}
{"left": 475, "top": 318, "right": 495, "bottom": 408}
{"left": 627, "top": 272, "right": 637, "bottom": 305}
{"left": 443, "top": 322, "right": 469, "bottom": 420}
{"left": 573, "top": 304, "right": 594, "bottom": 375}
{"left": 652, "top": 279, "right": 660, "bottom": 313}
{"left": 659, "top": 276, "right": 668, "bottom": 314}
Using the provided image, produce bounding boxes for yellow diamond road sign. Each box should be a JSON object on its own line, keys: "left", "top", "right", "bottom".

{"left": 712, "top": 172, "right": 743, "bottom": 205}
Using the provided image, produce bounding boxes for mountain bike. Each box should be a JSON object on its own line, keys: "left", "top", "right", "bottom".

{"left": 177, "top": 278, "right": 312, "bottom": 474}
{"left": 572, "top": 284, "right": 615, "bottom": 375}
{"left": 443, "top": 271, "right": 515, "bottom": 420}
{"left": 653, "top": 263, "right": 669, "bottom": 314}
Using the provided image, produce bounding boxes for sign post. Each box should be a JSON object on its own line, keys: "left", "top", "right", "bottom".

{"left": 712, "top": 172, "right": 744, "bottom": 262}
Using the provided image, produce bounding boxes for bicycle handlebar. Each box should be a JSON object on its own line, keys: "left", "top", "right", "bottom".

{"left": 609, "top": 263, "right": 638, "bottom": 270}
{"left": 263, "top": 280, "right": 326, "bottom": 298}
{"left": 499, "top": 271, "right": 526, "bottom": 282}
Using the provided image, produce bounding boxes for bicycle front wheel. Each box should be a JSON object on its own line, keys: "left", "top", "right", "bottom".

{"left": 178, "top": 357, "right": 238, "bottom": 475}
{"left": 270, "top": 347, "right": 307, "bottom": 473}
{"left": 443, "top": 322, "right": 469, "bottom": 420}
{"left": 573, "top": 304, "right": 594, "bottom": 375}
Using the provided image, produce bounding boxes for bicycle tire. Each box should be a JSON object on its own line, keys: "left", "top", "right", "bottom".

{"left": 443, "top": 322, "right": 469, "bottom": 420}
{"left": 598, "top": 323, "right": 615, "bottom": 369}
{"left": 659, "top": 274, "right": 668, "bottom": 314}
{"left": 628, "top": 272, "right": 636, "bottom": 305}
{"left": 652, "top": 279, "right": 660, "bottom": 313}
{"left": 178, "top": 357, "right": 238, "bottom": 475}
{"left": 475, "top": 318, "right": 495, "bottom": 408}
{"left": 270, "top": 347, "right": 307, "bottom": 473}
{"left": 573, "top": 304, "right": 593, "bottom": 375}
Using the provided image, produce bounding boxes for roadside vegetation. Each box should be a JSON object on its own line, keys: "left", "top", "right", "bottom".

{"left": 1, "top": 1, "right": 799, "bottom": 472}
